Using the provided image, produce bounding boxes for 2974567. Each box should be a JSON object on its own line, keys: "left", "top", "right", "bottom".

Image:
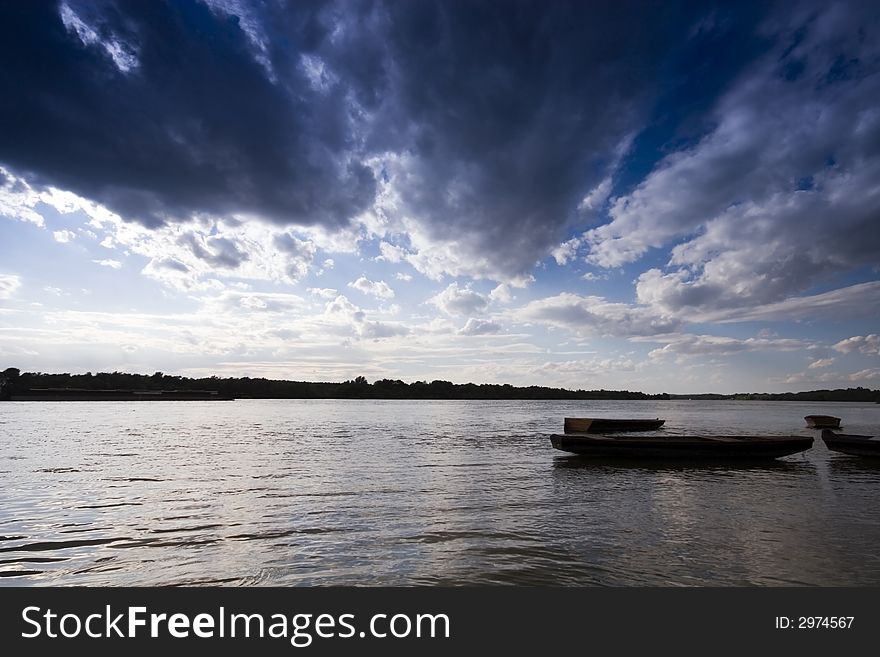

{"left": 775, "top": 617, "right": 854, "bottom": 629}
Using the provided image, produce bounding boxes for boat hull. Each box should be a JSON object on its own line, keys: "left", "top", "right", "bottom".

{"left": 821, "top": 430, "right": 880, "bottom": 457}
{"left": 805, "top": 415, "right": 841, "bottom": 429}
{"left": 550, "top": 434, "right": 813, "bottom": 459}
{"left": 563, "top": 418, "right": 665, "bottom": 433}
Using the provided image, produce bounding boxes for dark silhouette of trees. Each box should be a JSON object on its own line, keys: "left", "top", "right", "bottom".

{"left": 2, "top": 366, "right": 877, "bottom": 402}
{"left": 1, "top": 367, "right": 674, "bottom": 400}
{"left": 729, "top": 387, "right": 880, "bottom": 402}
{"left": 0, "top": 367, "right": 20, "bottom": 399}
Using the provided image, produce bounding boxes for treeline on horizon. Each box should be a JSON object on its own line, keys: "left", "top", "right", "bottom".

{"left": 1, "top": 368, "right": 663, "bottom": 400}
{"left": 2, "top": 367, "right": 879, "bottom": 402}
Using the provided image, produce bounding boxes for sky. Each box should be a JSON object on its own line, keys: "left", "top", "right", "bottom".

{"left": 0, "top": 0, "right": 879, "bottom": 394}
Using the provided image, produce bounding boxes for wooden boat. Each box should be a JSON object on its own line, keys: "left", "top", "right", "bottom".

{"left": 550, "top": 433, "right": 813, "bottom": 459}
{"left": 804, "top": 415, "right": 841, "bottom": 429}
{"left": 821, "top": 430, "right": 880, "bottom": 457}
{"left": 564, "top": 417, "right": 665, "bottom": 433}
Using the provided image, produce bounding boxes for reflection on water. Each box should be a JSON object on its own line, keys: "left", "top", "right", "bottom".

{"left": 1, "top": 399, "right": 879, "bottom": 586}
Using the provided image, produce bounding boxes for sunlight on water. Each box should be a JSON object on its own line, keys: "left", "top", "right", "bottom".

{"left": 1, "top": 399, "right": 879, "bottom": 586}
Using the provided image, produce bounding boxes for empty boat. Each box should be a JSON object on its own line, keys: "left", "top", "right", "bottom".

{"left": 563, "top": 417, "right": 665, "bottom": 433}
{"left": 805, "top": 415, "right": 841, "bottom": 429}
{"left": 550, "top": 433, "right": 813, "bottom": 460}
{"left": 821, "top": 430, "right": 880, "bottom": 457}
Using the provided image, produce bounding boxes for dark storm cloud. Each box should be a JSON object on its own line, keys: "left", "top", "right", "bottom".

{"left": 0, "top": 0, "right": 374, "bottom": 229}
{"left": 328, "top": 0, "right": 757, "bottom": 279}
{"left": 0, "top": 0, "right": 762, "bottom": 278}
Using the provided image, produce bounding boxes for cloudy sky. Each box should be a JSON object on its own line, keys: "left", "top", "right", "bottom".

{"left": 1, "top": 0, "right": 879, "bottom": 394}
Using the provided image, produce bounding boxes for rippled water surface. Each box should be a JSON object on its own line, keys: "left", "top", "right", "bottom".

{"left": 2, "top": 399, "right": 879, "bottom": 586}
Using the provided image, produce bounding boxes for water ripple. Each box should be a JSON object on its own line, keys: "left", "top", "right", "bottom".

{"left": 1, "top": 398, "right": 880, "bottom": 586}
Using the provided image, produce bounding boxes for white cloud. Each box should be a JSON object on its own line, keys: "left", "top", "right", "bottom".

{"left": 92, "top": 259, "right": 122, "bottom": 269}
{"left": 534, "top": 356, "right": 638, "bottom": 377}
{"left": 778, "top": 367, "right": 880, "bottom": 385}
{"left": 377, "top": 241, "right": 407, "bottom": 263}
{"left": 459, "top": 318, "right": 502, "bottom": 336}
{"left": 644, "top": 333, "right": 814, "bottom": 360}
{"left": 488, "top": 283, "right": 513, "bottom": 303}
{"left": 395, "top": 272, "right": 413, "bottom": 282}
{"left": 179, "top": 233, "right": 249, "bottom": 270}
{"left": 513, "top": 292, "right": 678, "bottom": 338}
{"left": 205, "top": 290, "right": 306, "bottom": 314}
{"left": 273, "top": 232, "right": 317, "bottom": 281}
{"left": 0, "top": 273, "right": 22, "bottom": 299}
{"left": 429, "top": 282, "right": 489, "bottom": 317}
{"left": 401, "top": 224, "right": 515, "bottom": 283}
{"left": 348, "top": 276, "right": 395, "bottom": 300}
{"left": 833, "top": 334, "right": 880, "bottom": 356}
{"left": 722, "top": 282, "right": 880, "bottom": 323}
{"left": 639, "top": 278, "right": 880, "bottom": 324}
{"left": 321, "top": 294, "right": 408, "bottom": 340}
{"left": 776, "top": 370, "right": 842, "bottom": 385}
{"left": 59, "top": 2, "right": 139, "bottom": 73}
{"left": 850, "top": 368, "right": 880, "bottom": 382}
{"left": 576, "top": 134, "right": 630, "bottom": 215}
{"left": 308, "top": 287, "right": 339, "bottom": 300}
{"left": 79, "top": 207, "right": 322, "bottom": 290}
{"left": 577, "top": 176, "right": 613, "bottom": 212}
{"left": 0, "top": 167, "right": 45, "bottom": 226}
{"left": 808, "top": 358, "right": 835, "bottom": 369}
{"left": 52, "top": 229, "right": 76, "bottom": 243}
{"left": 551, "top": 236, "right": 582, "bottom": 266}
{"left": 324, "top": 295, "right": 366, "bottom": 323}
{"left": 583, "top": 6, "right": 880, "bottom": 318}
{"left": 316, "top": 258, "right": 334, "bottom": 276}
{"left": 359, "top": 320, "right": 409, "bottom": 340}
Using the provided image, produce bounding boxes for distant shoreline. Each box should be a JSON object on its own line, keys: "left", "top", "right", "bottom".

{"left": 6, "top": 389, "right": 232, "bottom": 402}
{"left": 2, "top": 368, "right": 878, "bottom": 403}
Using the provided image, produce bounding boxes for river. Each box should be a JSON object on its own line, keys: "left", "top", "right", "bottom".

{"left": 1, "top": 399, "right": 879, "bottom": 586}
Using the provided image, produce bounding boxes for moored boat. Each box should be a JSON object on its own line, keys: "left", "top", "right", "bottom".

{"left": 805, "top": 415, "right": 841, "bottom": 429}
{"left": 563, "top": 417, "right": 665, "bottom": 433}
{"left": 821, "top": 430, "right": 880, "bottom": 457}
{"left": 550, "top": 433, "right": 813, "bottom": 460}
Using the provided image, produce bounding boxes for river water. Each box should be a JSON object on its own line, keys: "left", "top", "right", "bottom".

{"left": 1, "top": 399, "right": 879, "bottom": 586}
